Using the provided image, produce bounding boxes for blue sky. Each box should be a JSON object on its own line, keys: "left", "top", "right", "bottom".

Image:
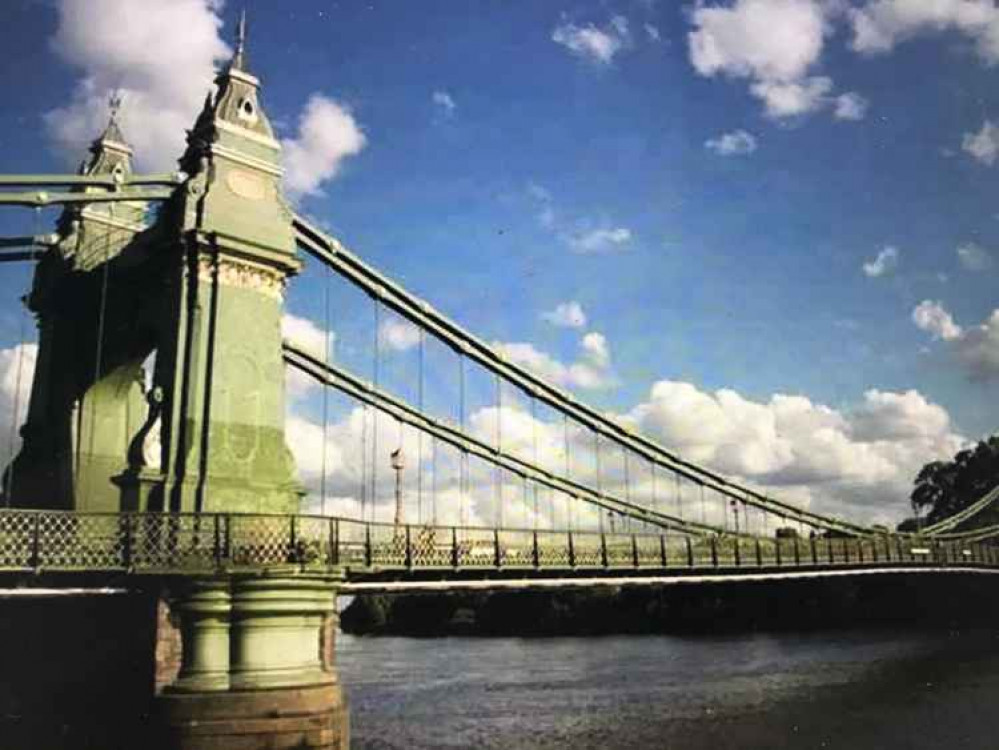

{"left": 2, "top": 0, "right": 999, "bottom": 524}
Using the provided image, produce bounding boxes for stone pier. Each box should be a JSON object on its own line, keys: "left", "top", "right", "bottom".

{"left": 154, "top": 575, "right": 349, "bottom": 750}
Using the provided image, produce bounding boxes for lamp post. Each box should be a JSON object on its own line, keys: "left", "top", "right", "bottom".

{"left": 390, "top": 447, "right": 405, "bottom": 528}
{"left": 731, "top": 500, "right": 740, "bottom": 535}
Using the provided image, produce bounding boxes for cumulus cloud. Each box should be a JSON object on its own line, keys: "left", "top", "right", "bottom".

{"left": 565, "top": 226, "right": 633, "bottom": 254}
{"left": 834, "top": 91, "right": 869, "bottom": 120}
{"left": 645, "top": 23, "right": 662, "bottom": 41}
{"left": 751, "top": 75, "right": 834, "bottom": 118}
{"left": 0, "top": 343, "right": 38, "bottom": 463}
{"left": 862, "top": 245, "right": 900, "bottom": 277}
{"left": 624, "top": 380, "right": 965, "bottom": 523}
{"left": 552, "top": 15, "right": 632, "bottom": 64}
{"left": 282, "top": 94, "right": 367, "bottom": 199}
{"left": 962, "top": 119, "right": 999, "bottom": 165}
{"left": 912, "top": 301, "right": 999, "bottom": 381}
{"left": 432, "top": 90, "right": 456, "bottom": 115}
{"left": 282, "top": 314, "right": 335, "bottom": 400}
{"left": 44, "top": 0, "right": 229, "bottom": 170}
{"left": 282, "top": 313, "right": 332, "bottom": 358}
{"left": 957, "top": 310, "right": 999, "bottom": 380}
{"left": 494, "top": 332, "right": 616, "bottom": 390}
{"left": 541, "top": 301, "right": 588, "bottom": 329}
{"left": 379, "top": 318, "right": 421, "bottom": 352}
{"left": 687, "top": 0, "right": 857, "bottom": 119}
{"left": 705, "top": 129, "right": 758, "bottom": 156}
{"left": 849, "top": 0, "right": 999, "bottom": 63}
{"left": 957, "top": 241, "right": 993, "bottom": 271}
{"left": 912, "top": 300, "right": 964, "bottom": 341}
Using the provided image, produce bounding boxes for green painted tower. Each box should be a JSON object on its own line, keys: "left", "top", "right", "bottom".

{"left": 8, "top": 97, "right": 154, "bottom": 511}
{"left": 149, "top": 14, "right": 304, "bottom": 514}
{"left": 9, "top": 18, "right": 304, "bottom": 516}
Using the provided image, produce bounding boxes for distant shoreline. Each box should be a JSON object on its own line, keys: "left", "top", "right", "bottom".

{"left": 341, "top": 575, "right": 999, "bottom": 637}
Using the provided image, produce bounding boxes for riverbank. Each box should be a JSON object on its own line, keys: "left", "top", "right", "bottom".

{"left": 341, "top": 574, "right": 999, "bottom": 636}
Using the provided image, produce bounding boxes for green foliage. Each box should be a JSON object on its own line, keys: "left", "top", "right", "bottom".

{"left": 911, "top": 435, "right": 999, "bottom": 524}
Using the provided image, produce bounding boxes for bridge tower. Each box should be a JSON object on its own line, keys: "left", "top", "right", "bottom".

{"left": 6, "top": 14, "right": 304, "bottom": 517}
{"left": 3, "top": 16, "right": 347, "bottom": 750}
{"left": 7, "top": 98, "right": 153, "bottom": 511}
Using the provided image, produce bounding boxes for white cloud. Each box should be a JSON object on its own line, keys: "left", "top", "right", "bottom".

{"left": 957, "top": 241, "right": 993, "bottom": 270}
{"left": 962, "top": 120, "right": 999, "bottom": 165}
{"left": 541, "top": 301, "right": 588, "bottom": 329}
{"left": 0, "top": 343, "right": 38, "bottom": 461}
{"left": 624, "top": 380, "right": 965, "bottom": 523}
{"left": 689, "top": 0, "right": 828, "bottom": 82}
{"left": 687, "top": 1, "right": 873, "bottom": 121}
{"left": 494, "top": 332, "right": 616, "bottom": 390}
{"left": 44, "top": 0, "right": 229, "bottom": 170}
{"left": 645, "top": 23, "right": 662, "bottom": 41}
{"left": 379, "top": 318, "right": 421, "bottom": 352}
{"left": 834, "top": 91, "right": 869, "bottom": 120}
{"left": 565, "top": 226, "right": 633, "bottom": 254}
{"left": 862, "top": 245, "right": 900, "bottom": 277}
{"left": 912, "top": 302, "right": 999, "bottom": 381}
{"left": 282, "top": 94, "right": 367, "bottom": 199}
{"left": 552, "top": 15, "right": 632, "bottom": 64}
{"left": 957, "top": 310, "right": 999, "bottom": 380}
{"left": 281, "top": 314, "right": 335, "bottom": 400}
{"left": 912, "top": 300, "right": 964, "bottom": 341}
{"left": 432, "top": 90, "right": 456, "bottom": 115}
{"left": 849, "top": 0, "right": 999, "bottom": 63}
{"left": 705, "top": 129, "right": 758, "bottom": 156}
{"left": 282, "top": 313, "right": 333, "bottom": 358}
{"left": 688, "top": 0, "right": 846, "bottom": 119}
{"left": 750, "top": 75, "right": 833, "bottom": 118}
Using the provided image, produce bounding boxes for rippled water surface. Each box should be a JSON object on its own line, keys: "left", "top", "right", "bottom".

{"left": 336, "top": 628, "right": 999, "bottom": 749}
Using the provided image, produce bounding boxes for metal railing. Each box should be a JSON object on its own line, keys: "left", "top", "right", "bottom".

{"left": 1, "top": 509, "right": 996, "bottom": 578}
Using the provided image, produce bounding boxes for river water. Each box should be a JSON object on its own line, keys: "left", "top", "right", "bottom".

{"left": 336, "top": 628, "right": 999, "bottom": 749}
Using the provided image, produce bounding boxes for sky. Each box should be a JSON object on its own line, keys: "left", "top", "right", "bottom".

{"left": 2, "top": 0, "right": 999, "bottom": 527}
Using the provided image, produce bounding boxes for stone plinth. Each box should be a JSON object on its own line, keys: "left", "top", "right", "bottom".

{"left": 154, "top": 575, "right": 348, "bottom": 750}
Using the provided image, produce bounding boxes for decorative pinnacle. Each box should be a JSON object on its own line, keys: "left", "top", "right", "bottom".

{"left": 108, "top": 90, "right": 123, "bottom": 123}
{"left": 231, "top": 9, "right": 248, "bottom": 71}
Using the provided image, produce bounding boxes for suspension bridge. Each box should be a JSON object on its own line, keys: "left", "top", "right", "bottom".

{"left": 0, "top": 17, "right": 996, "bottom": 750}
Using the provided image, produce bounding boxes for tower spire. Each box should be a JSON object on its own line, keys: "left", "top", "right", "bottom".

{"left": 230, "top": 9, "right": 248, "bottom": 72}
{"left": 93, "top": 90, "right": 128, "bottom": 153}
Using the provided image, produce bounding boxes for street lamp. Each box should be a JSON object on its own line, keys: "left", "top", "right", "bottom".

{"left": 390, "top": 447, "right": 405, "bottom": 527}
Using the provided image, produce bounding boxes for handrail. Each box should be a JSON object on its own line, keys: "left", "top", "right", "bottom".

{"left": 0, "top": 508, "right": 986, "bottom": 578}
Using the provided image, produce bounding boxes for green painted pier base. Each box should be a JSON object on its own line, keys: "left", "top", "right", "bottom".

{"left": 154, "top": 576, "right": 349, "bottom": 750}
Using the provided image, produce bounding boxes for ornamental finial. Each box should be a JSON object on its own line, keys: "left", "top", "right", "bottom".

{"left": 231, "top": 9, "right": 248, "bottom": 71}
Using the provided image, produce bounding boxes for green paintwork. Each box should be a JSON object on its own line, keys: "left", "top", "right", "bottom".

{"left": 6, "top": 33, "right": 303, "bottom": 516}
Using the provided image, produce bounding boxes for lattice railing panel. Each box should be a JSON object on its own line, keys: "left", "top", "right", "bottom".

{"left": 131, "top": 514, "right": 213, "bottom": 570}
{"left": 38, "top": 514, "right": 124, "bottom": 569}
{"left": 0, "top": 512, "right": 35, "bottom": 568}
{"left": 455, "top": 527, "right": 497, "bottom": 567}
{"left": 536, "top": 532, "right": 571, "bottom": 567}
{"left": 409, "top": 526, "right": 454, "bottom": 568}
{"left": 498, "top": 530, "right": 534, "bottom": 567}
{"left": 571, "top": 533, "right": 603, "bottom": 566}
{"left": 605, "top": 537, "right": 634, "bottom": 568}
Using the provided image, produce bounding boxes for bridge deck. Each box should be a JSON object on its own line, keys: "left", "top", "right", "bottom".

{"left": 1, "top": 510, "right": 996, "bottom": 590}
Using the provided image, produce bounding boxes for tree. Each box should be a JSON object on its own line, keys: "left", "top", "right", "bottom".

{"left": 911, "top": 436, "right": 999, "bottom": 525}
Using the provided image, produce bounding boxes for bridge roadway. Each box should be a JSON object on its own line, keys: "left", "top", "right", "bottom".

{"left": 1, "top": 508, "right": 997, "bottom": 593}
